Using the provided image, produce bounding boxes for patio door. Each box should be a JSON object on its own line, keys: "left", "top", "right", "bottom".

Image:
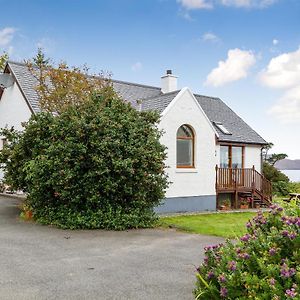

{"left": 220, "top": 145, "right": 244, "bottom": 186}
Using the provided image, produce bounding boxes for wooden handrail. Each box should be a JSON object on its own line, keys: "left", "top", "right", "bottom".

{"left": 216, "top": 166, "right": 272, "bottom": 205}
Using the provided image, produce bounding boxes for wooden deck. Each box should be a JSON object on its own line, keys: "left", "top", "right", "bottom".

{"left": 215, "top": 166, "right": 272, "bottom": 209}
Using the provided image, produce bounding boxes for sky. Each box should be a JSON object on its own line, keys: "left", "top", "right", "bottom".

{"left": 0, "top": 0, "right": 300, "bottom": 158}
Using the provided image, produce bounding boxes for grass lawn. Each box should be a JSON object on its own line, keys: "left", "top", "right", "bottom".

{"left": 159, "top": 212, "right": 257, "bottom": 238}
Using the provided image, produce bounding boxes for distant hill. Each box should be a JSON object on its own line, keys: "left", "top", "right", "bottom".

{"left": 275, "top": 159, "right": 300, "bottom": 170}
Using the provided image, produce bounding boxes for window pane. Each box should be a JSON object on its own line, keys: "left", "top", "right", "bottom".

{"left": 232, "top": 147, "right": 242, "bottom": 168}
{"left": 220, "top": 146, "right": 229, "bottom": 168}
{"left": 177, "top": 125, "right": 193, "bottom": 138}
{"left": 177, "top": 139, "right": 193, "bottom": 166}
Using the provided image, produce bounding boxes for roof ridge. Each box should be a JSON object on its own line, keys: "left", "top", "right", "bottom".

{"left": 7, "top": 60, "right": 161, "bottom": 91}
{"left": 112, "top": 79, "right": 161, "bottom": 90}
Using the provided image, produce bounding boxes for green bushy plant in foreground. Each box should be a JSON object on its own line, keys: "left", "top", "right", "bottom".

{"left": 0, "top": 87, "right": 168, "bottom": 229}
{"left": 195, "top": 201, "right": 300, "bottom": 299}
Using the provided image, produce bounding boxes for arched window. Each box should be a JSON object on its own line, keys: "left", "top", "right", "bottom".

{"left": 176, "top": 124, "right": 195, "bottom": 168}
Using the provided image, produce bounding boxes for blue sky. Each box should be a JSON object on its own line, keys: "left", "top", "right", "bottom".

{"left": 1, "top": 0, "right": 300, "bottom": 158}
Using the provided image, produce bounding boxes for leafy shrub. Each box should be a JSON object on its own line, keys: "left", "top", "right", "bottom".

{"left": 194, "top": 201, "right": 300, "bottom": 299}
{"left": 289, "top": 182, "right": 300, "bottom": 194}
{"left": 0, "top": 87, "right": 168, "bottom": 229}
{"left": 263, "top": 162, "right": 290, "bottom": 196}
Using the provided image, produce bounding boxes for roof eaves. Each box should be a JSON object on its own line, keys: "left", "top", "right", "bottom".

{"left": 217, "top": 138, "right": 268, "bottom": 146}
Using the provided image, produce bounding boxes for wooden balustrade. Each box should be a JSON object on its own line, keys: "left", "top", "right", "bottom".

{"left": 215, "top": 165, "right": 272, "bottom": 206}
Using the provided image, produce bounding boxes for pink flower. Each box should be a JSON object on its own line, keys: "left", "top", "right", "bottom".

{"left": 220, "top": 287, "right": 228, "bottom": 298}
{"left": 218, "top": 274, "right": 226, "bottom": 283}
{"left": 227, "top": 260, "right": 237, "bottom": 271}
{"left": 285, "top": 288, "right": 297, "bottom": 298}
{"left": 240, "top": 234, "right": 251, "bottom": 242}
{"left": 269, "top": 278, "right": 276, "bottom": 286}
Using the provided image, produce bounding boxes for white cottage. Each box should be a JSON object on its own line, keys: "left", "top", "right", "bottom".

{"left": 0, "top": 62, "right": 271, "bottom": 213}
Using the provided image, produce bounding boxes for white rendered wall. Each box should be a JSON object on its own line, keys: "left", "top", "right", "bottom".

{"left": 0, "top": 83, "right": 32, "bottom": 132}
{"left": 0, "top": 83, "right": 32, "bottom": 179}
{"left": 159, "top": 89, "right": 218, "bottom": 198}
{"left": 244, "top": 145, "right": 262, "bottom": 172}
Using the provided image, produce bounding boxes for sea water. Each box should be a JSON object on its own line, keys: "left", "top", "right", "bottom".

{"left": 281, "top": 170, "right": 300, "bottom": 182}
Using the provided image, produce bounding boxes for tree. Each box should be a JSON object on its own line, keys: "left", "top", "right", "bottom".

{"left": 262, "top": 143, "right": 290, "bottom": 195}
{"left": 0, "top": 86, "right": 168, "bottom": 230}
{"left": 0, "top": 52, "right": 8, "bottom": 72}
{"left": 26, "top": 49, "right": 108, "bottom": 113}
{"left": 267, "top": 153, "right": 288, "bottom": 166}
{"left": 262, "top": 142, "right": 274, "bottom": 161}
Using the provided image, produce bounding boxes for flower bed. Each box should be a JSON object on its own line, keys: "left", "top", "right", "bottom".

{"left": 194, "top": 201, "right": 300, "bottom": 299}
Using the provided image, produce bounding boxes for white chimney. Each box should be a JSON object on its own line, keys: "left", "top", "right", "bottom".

{"left": 161, "top": 70, "right": 178, "bottom": 93}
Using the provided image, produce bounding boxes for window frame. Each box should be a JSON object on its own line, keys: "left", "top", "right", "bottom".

{"left": 220, "top": 144, "right": 244, "bottom": 169}
{"left": 176, "top": 124, "right": 195, "bottom": 169}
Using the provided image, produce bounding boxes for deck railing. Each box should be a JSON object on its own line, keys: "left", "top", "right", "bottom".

{"left": 215, "top": 166, "right": 272, "bottom": 203}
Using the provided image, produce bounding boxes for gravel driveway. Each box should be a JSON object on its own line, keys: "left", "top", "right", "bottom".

{"left": 0, "top": 195, "right": 223, "bottom": 300}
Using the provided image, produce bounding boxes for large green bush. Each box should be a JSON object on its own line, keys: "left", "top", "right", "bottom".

{"left": 0, "top": 87, "right": 168, "bottom": 229}
{"left": 195, "top": 201, "right": 300, "bottom": 299}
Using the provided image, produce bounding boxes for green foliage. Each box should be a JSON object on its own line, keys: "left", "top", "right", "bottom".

{"left": 263, "top": 162, "right": 289, "bottom": 183}
{"left": 0, "top": 87, "right": 168, "bottom": 229}
{"left": 0, "top": 52, "right": 9, "bottom": 72}
{"left": 289, "top": 182, "right": 300, "bottom": 194}
{"left": 263, "top": 162, "right": 290, "bottom": 196}
{"left": 262, "top": 142, "right": 274, "bottom": 162}
{"left": 32, "top": 48, "right": 50, "bottom": 69}
{"left": 267, "top": 153, "right": 288, "bottom": 166}
{"left": 194, "top": 202, "right": 300, "bottom": 299}
{"left": 26, "top": 49, "right": 107, "bottom": 114}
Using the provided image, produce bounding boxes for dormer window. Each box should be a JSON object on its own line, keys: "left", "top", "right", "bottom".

{"left": 214, "top": 122, "right": 231, "bottom": 135}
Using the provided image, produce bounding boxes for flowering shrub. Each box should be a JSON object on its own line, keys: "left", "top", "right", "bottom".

{"left": 194, "top": 201, "right": 300, "bottom": 299}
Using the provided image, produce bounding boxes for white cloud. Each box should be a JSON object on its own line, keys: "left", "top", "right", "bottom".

{"left": 202, "top": 32, "right": 220, "bottom": 43}
{"left": 220, "top": 0, "right": 277, "bottom": 8}
{"left": 177, "top": 0, "right": 277, "bottom": 9}
{"left": 0, "top": 27, "right": 16, "bottom": 47}
{"left": 178, "top": 9, "right": 195, "bottom": 20}
{"left": 268, "top": 86, "right": 300, "bottom": 123}
{"left": 131, "top": 62, "right": 142, "bottom": 72}
{"left": 272, "top": 39, "right": 279, "bottom": 45}
{"left": 259, "top": 47, "right": 300, "bottom": 89}
{"left": 205, "top": 48, "right": 256, "bottom": 87}
{"left": 177, "top": 0, "right": 213, "bottom": 10}
{"left": 261, "top": 48, "right": 300, "bottom": 123}
{"left": 36, "top": 37, "right": 56, "bottom": 54}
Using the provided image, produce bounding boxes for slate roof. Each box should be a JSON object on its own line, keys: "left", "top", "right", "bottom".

{"left": 6, "top": 61, "right": 41, "bottom": 113}
{"left": 5, "top": 61, "right": 267, "bottom": 145}
{"left": 6, "top": 61, "right": 162, "bottom": 112}
{"left": 141, "top": 90, "right": 180, "bottom": 112}
{"left": 195, "top": 95, "right": 267, "bottom": 145}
